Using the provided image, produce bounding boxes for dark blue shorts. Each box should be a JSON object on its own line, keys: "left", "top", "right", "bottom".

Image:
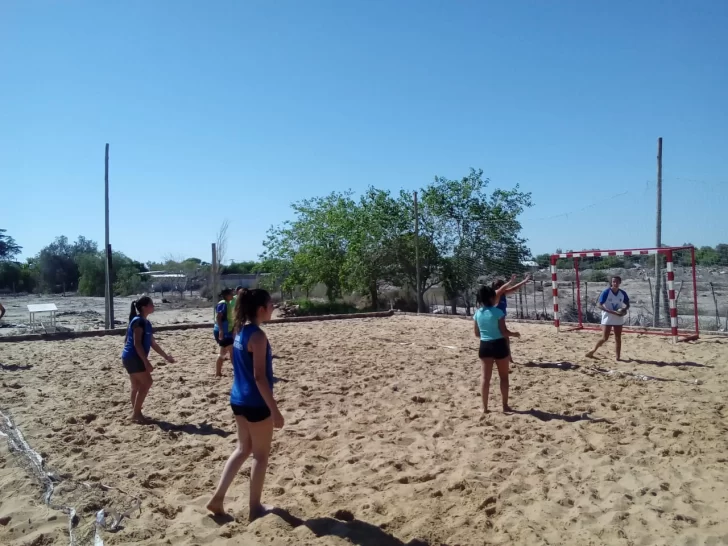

{"left": 230, "top": 404, "right": 271, "bottom": 423}
{"left": 214, "top": 331, "right": 234, "bottom": 347}
{"left": 122, "top": 355, "right": 147, "bottom": 374}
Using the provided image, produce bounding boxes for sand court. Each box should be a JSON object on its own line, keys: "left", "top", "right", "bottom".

{"left": 1, "top": 315, "right": 727, "bottom": 545}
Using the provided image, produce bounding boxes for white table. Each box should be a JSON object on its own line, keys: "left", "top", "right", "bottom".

{"left": 27, "top": 303, "right": 58, "bottom": 332}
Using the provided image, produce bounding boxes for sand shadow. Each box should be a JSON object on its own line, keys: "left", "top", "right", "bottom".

{"left": 511, "top": 408, "right": 611, "bottom": 424}
{"left": 273, "top": 375, "right": 291, "bottom": 384}
{"left": 269, "top": 508, "right": 436, "bottom": 546}
{"left": 626, "top": 358, "right": 712, "bottom": 369}
{"left": 0, "top": 363, "right": 33, "bottom": 371}
{"left": 147, "top": 419, "right": 231, "bottom": 437}
{"left": 522, "top": 361, "right": 580, "bottom": 371}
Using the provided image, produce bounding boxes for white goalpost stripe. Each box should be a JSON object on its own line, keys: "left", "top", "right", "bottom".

{"left": 557, "top": 249, "right": 659, "bottom": 259}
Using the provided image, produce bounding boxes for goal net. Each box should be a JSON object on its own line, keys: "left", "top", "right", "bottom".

{"left": 549, "top": 246, "right": 700, "bottom": 342}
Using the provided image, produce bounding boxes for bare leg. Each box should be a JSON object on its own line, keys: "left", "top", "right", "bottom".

{"left": 207, "top": 416, "right": 252, "bottom": 515}
{"left": 248, "top": 417, "right": 274, "bottom": 521}
{"left": 586, "top": 326, "right": 611, "bottom": 358}
{"left": 614, "top": 325, "right": 623, "bottom": 360}
{"left": 129, "top": 375, "right": 140, "bottom": 409}
{"left": 494, "top": 357, "right": 510, "bottom": 411}
{"left": 480, "top": 359, "right": 494, "bottom": 413}
{"left": 131, "top": 372, "right": 152, "bottom": 422}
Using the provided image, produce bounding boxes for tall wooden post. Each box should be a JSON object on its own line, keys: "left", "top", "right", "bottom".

{"left": 211, "top": 243, "right": 218, "bottom": 303}
{"left": 654, "top": 137, "right": 663, "bottom": 326}
{"left": 104, "top": 144, "right": 112, "bottom": 329}
{"left": 414, "top": 191, "right": 423, "bottom": 313}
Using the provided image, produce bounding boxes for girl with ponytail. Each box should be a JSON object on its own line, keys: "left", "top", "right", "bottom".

{"left": 120, "top": 296, "right": 175, "bottom": 422}
{"left": 208, "top": 288, "right": 283, "bottom": 521}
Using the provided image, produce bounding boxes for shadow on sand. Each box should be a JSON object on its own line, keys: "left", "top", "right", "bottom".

{"left": 0, "top": 363, "right": 33, "bottom": 371}
{"left": 147, "top": 419, "right": 230, "bottom": 437}
{"left": 266, "top": 507, "right": 438, "bottom": 546}
{"left": 511, "top": 408, "right": 611, "bottom": 424}
{"left": 626, "top": 358, "right": 713, "bottom": 369}
{"left": 522, "top": 361, "right": 580, "bottom": 371}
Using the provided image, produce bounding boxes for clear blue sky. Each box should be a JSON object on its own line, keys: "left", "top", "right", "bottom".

{"left": 2, "top": 1, "right": 726, "bottom": 264}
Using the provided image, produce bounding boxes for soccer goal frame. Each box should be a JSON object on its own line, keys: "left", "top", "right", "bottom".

{"left": 550, "top": 246, "right": 699, "bottom": 343}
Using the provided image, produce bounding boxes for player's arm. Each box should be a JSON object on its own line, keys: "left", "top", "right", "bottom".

{"left": 151, "top": 335, "right": 175, "bottom": 363}
{"left": 619, "top": 291, "right": 630, "bottom": 315}
{"left": 216, "top": 309, "right": 226, "bottom": 338}
{"left": 503, "top": 273, "right": 533, "bottom": 295}
{"left": 250, "top": 331, "right": 284, "bottom": 428}
{"left": 133, "top": 326, "right": 152, "bottom": 370}
{"left": 498, "top": 317, "right": 520, "bottom": 338}
{"left": 597, "top": 290, "right": 617, "bottom": 315}
{"left": 495, "top": 274, "right": 517, "bottom": 298}
{"left": 473, "top": 320, "right": 480, "bottom": 338}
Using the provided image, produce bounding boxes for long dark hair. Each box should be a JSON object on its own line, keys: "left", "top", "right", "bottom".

{"left": 234, "top": 288, "right": 271, "bottom": 331}
{"left": 477, "top": 285, "right": 497, "bottom": 307}
{"left": 492, "top": 279, "right": 506, "bottom": 290}
{"left": 125, "top": 296, "right": 153, "bottom": 341}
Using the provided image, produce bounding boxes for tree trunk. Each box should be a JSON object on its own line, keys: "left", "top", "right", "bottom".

{"left": 369, "top": 282, "right": 378, "bottom": 311}
{"left": 450, "top": 294, "right": 458, "bottom": 315}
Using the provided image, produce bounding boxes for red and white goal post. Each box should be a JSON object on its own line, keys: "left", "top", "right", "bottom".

{"left": 549, "top": 246, "right": 700, "bottom": 343}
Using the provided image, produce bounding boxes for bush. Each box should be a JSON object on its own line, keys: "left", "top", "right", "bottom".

{"left": 587, "top": 271, "right": 610, "bottom": 283}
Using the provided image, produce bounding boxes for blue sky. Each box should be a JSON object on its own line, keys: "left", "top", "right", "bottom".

{"left": 2, "top": 1, "right": 726, "bottom": 264}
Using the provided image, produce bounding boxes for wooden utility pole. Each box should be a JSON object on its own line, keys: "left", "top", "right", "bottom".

{"left": 654, "top": 137, "right": 663, "bottom": 327}
{"left": 414, "top": 191, "right": 423, "bottom": 313}
{"left": 104, "top": 144, "right": 113, "bottom": 329}
{"left": 211, "top": 243, "right": 218, "bottom": 303}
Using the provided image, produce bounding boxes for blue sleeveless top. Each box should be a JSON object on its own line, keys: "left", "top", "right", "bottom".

{"left": 231, "top": 324, "right": 273, "bottom": 407}
{"left": 496, "top": 295, "right": 508, "bottom": 315}
{"left": 121, "top": 317, "right": 152, "bottom": 359}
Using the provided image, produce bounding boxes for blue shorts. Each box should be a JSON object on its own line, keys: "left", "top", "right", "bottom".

{"left": 214, "top": 331, "right": 234, "bottom": 347}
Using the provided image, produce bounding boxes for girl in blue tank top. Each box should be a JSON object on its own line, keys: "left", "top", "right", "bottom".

{"left": 120, "top": 296, "right": 175, "bottom": 423}
{"left": 208, "top": 288, "right": 282, "bottom": 522}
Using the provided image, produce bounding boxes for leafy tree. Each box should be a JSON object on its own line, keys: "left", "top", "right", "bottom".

{"left": 222, "top": 261, "right": 261, "bottom": 275}
{"left": 421, "top": 169, "right": 532, "bottom": 308}
{"left": 262, "top": 192, "right": 355, "bottom": 301}
{"left": 0, "top": 229, "right": 22, "bottom": 261}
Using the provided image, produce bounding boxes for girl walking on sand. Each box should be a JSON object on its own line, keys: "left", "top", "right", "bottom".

{"left": 474, "top": 285, "right": 520, "bottom": 413}
{"left": 207, "top": 288, "right": 284, "bottom": 521}
{"left": 121, "top": 296, "right": 175, "bottom": 422}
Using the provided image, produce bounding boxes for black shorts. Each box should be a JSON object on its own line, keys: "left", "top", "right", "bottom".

{"left": 122, "top": 356, "right": 147, "bottom": 374}
{"left": 478, "top": 338, "right": 510, "bottom": 360}
{"left": 215, "top": 332, "right": 234, "bottom": 347}
{"left": 231, "top": 404, "right": 271, "bottom": 423}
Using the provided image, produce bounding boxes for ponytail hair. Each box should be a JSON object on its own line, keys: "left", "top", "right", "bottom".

{"left": 234, "top": 288, "right": 271, "bottom": 331}
{"left": 126, "top": 296, "right": 153, "bottom": 341}
{"left": 477, "top": 285, "right": 497, "bottom": 308}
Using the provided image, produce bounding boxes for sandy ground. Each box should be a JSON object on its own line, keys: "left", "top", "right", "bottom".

{"left": 1, "top": 315, "right": 727, "bottom": 546}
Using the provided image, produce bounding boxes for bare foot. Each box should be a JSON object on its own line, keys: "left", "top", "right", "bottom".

{"left": 585, "top": 351, "right": 596, "bottom": 359}
{"left": 249, "top": 503, "right": 274, "bottom": 522}
{"left": 215, "top": 373, "right": 223, "bottom": 378}
{"left": 206, "top": 497, "right": 225, "bottom": 516}
{"left": 503, "top": 405, "right": 513, "bottom": 414}
{"left": 130, "top": 413, "right": 147, "bottom": 424}
{"left": 482, "top": 408, "right": 491, "bottom": 414}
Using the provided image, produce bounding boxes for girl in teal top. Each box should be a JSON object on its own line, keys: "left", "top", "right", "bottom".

{"left": 474, "top": 285, "right": 519, "bottom": 413}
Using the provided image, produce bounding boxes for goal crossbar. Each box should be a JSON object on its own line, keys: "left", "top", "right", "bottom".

{"left": 549, "top": 246, "right": 700, "bottom": 343}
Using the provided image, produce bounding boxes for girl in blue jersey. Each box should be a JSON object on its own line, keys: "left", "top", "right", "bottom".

{"left": 492, "top": 273, "right": 531, "bottom": 365}
{"left": 214, "top": 288, "right": 235, "bottom": 377}
{"left": 474, "top": 285, "right": 520, "bottom": 413}
{"left": 207, "top": 288, "right": 283, "bottom": 522}
{"left": 120, "top": 296, "right": 175, "bottom": 422}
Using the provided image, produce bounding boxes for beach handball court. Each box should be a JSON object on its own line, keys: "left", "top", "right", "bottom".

{"left": 1, "top": 315, "right": 727, "bottom": 546}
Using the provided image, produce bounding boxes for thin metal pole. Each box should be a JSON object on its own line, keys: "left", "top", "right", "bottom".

{"left": 414, "top": 191, "right": 423, "bottom": 313}
{"left": 107, "top": 244, "right": 114, "bottom": 327}
{"left": 654, "top": 137, "right": 663, "bottom": 326}
{"left": 104, "top": 143, "right": 111, "bottom": 329}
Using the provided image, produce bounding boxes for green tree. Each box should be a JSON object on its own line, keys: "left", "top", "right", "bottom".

{"left": 262, "top": 192, "right": 355, "bottom": 301}
{"left": 421, "top": 169, "right": 533, "bottom": 308}
{"left": 0, "top": 229, "right": 22, "bottom": 261}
